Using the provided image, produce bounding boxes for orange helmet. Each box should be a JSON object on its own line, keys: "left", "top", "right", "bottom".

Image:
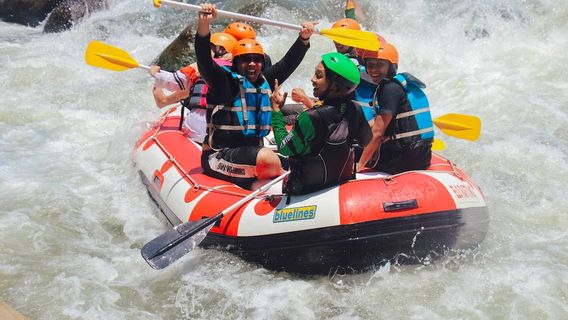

{"left": 360, "top": 41, "right": 399, "bottom": 64}
{"left": 210, "top": 32, "right": 237, "bottom": 53}
{"left": 233, "top": 39, "right": 264, "bottom": 58}
{"left": 224, "top": 22, "right": 256, "bottom": 40}
{"left": 332, "top": 18, "right": 361, "bottom": 30}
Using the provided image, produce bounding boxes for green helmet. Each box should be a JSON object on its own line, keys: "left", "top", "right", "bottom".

{"left": 321, "top": 52, "right": 360, "bottom": 93}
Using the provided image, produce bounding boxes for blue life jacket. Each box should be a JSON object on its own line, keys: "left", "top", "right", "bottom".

{"left": 375, "top": 72, "right": 434, "bottom": 143}
{"left": 354, "top": 67, "right": 378, "bottom": 121}
{"left": 207, "top": 68, "right": 272, "bottom": 148}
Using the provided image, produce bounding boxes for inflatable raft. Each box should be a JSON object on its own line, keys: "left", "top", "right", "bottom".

{"left": 134, "top": 106, "right": 489, "bottom": 274}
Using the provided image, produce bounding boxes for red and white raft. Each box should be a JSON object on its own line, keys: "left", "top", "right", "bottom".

{"left": 134, "top": 106, "right": 489, "bottom": 274}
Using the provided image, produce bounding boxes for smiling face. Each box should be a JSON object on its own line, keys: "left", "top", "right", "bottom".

{"left": 365, "top": 58, "right": 391, "bottom": 83}
{"left": 311, "top": 63, "right": 331, "bottom": 98}
{"left": 237, "top": 54, "right": 263, "bottom": 83}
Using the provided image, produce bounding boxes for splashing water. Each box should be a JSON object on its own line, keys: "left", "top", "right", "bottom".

{"left": 1, "top": 0, "right": 568, "bottom": 318}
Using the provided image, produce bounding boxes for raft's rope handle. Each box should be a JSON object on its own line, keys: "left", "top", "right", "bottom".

{"left": 145, "top": 107, "right": 269, "bottom": 199}
{"left": 447, "top": 159, "right": 464, "bottom": 180}
{"left": 354, "top": 167, "right": 463, "bottom": 182}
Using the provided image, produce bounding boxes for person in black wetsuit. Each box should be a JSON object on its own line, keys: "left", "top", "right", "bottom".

{"left": 356, "top": 42, "right": 434, "bottom": 174}
{"left": 195, "top": 3, "right": 316, "bottom": 189}
{"left": 270, "top": 52, "right": 371, "bottom": 194}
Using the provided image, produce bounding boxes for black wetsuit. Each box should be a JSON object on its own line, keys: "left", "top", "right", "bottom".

{"left": 372, "top": 79, "right": 432, "bottom": 174}
{"left": 273, "top": 97, "right": 371, "bottom": 194}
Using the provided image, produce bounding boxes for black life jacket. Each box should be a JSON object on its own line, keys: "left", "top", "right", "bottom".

{"left": 288, "top": 103, "right": 357, "bottom": 195}
{"left": 376, "top": 73, "right": 434, "bottom": 150}
{"left": 182, "top": 77, "right": 208, "bottom": 110}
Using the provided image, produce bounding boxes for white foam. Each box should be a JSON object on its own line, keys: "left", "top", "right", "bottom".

{"left": 1, "top": 0, "right": 568, "bottom": 318}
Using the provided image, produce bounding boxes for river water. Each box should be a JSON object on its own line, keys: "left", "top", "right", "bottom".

{"left": 1, "top": 0, "right": 568, "bottom": 318}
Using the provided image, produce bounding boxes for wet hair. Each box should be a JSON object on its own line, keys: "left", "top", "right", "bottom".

{"left": 388, "top": 63, "right": 398, "bottom": 78}
{"left": 262, "top": 54, "right": 273, "bottom": 70}
{"left": 231, "top": 56, "right": 240, "bottom": 73}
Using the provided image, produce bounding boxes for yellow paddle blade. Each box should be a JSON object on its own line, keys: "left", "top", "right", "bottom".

{"left": 85, "top": 40, "right": 140, "bottom": 71}
{"left": 319, "top": 28, "right": 379, "bottom": 51}
{"left": 433, "top": 113, "right": 481, "bottom": 141}
{"left": 432, "top": 138, "right": 446, "bottom": 151}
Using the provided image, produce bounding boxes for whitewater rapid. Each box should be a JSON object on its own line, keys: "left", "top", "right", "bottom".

{"left": 1, "top": 0, "right": 568, "bottom": 318}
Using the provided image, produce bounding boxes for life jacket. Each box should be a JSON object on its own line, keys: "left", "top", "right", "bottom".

{"left": 288, "top": 102, "right": 360, "bottom": 195}
{"left": 180, "top": 59, "right": 232, "bottom": 110}
{"left": 182, "top": 77, "right": 208, "bottom": 109}
{"left": 207, "top": 67, "right": 272, "bottom": 149}
{"left": 375, "top": 72, "right": 434, "bottom": 148}
{"left": 354, "top": 66, "right": 378, "bottom": 121}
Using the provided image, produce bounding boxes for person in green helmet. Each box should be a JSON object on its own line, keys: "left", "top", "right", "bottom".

{"left": 270, "top": 53, "right": 372, "bottom": 194}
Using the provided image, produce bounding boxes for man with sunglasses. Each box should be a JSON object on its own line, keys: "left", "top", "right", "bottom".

{"left": 195, "top": 3, "right": 315, "bottom": 189}
{"left": 224, "top": 21, "right": 274, "bottom": 71}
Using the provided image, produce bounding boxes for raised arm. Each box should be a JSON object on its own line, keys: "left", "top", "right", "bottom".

{"left": 194, "top": 3, "right": 235, "bottom": 104}
{"left": 263, "top": 21, "right": 316, "bottom": 90}
{"left": 270, "top": 79, "right": 318, "bottom": 156}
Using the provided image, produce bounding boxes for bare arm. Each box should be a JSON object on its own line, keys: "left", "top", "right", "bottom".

{"left": 291, "top": 88, "right": 316, "bottom": 109}
{"left": 152, "top": 86, "right": 190, "bottom": 109}
{"left": 357, "top": 113, "right": 393, "bottom": 171}
{"left": 263, "top": 21, "right": 316, "bottom": 90}
{"left": 196, "top": 3, "right": 216, "bottom": 37}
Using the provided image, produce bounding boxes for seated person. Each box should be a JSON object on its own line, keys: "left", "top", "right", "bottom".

{"left": 149, "top": 32, "right": 236, "bottom": 143}
{"left": 270, "top": 52, "right": 371, "bottom": 194}
{"left": 331, "top": 18, "right": 363, "bottom": 66}
{"left": 195, "top": 3, "right": 315, "bottom": 188}
{"left": 356, "top": 42, "right": 434, "bottom": 174}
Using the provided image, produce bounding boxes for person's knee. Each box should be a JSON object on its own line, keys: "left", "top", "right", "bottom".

{"left": 256, "top": 148, "right": 282, "bottom": 179}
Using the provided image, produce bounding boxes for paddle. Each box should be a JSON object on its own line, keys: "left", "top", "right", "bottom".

{"left": 141, "top": 171, "right": 290, "bottom": 269}
{"left": 431, "top": 113, "right": 481, "bottom": 150}
{"left": 433, "top": 113, "right": 481, "bottom": 141}
{"left": 85, "top": 40, "right": 150, "bottom": 71}
{"left": 84, "top": 40, "right": 481, "bottom": 146}
{"left": 153, "top": 0, "right": 379, "bottom": 51}
{"left": 432, "top": 138, "right": 446, "bottom": 151}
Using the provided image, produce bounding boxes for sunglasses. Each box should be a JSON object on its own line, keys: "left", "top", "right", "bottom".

{"left": 240, "top": 55, "right": 263, "bottom": 63}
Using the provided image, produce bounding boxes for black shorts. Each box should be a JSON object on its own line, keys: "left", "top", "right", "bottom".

{"left": 371, "top": 141, "right": 432, "bottom": 174}
{"left": 201, "top": 146, "right": 262, "bottom": 188}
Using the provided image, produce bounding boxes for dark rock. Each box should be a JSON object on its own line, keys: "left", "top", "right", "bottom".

{"left": 0, "top": 0, "right": 61, "bottom": 27}
{"left": 153, "top": 24, "right": 196, "bottom": 72}
{"left": 43, "top": 0, "right": 107, "bottom": 33}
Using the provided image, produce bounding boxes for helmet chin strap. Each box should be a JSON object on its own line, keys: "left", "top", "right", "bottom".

{"left": 319, "top": 87, "right": 331, "bottom": 101}
{"left": 319, "top": 81, "right": 340, "bottom": 101}
{"left": 387, "top": 63, "right": 398, "bottom": 77}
